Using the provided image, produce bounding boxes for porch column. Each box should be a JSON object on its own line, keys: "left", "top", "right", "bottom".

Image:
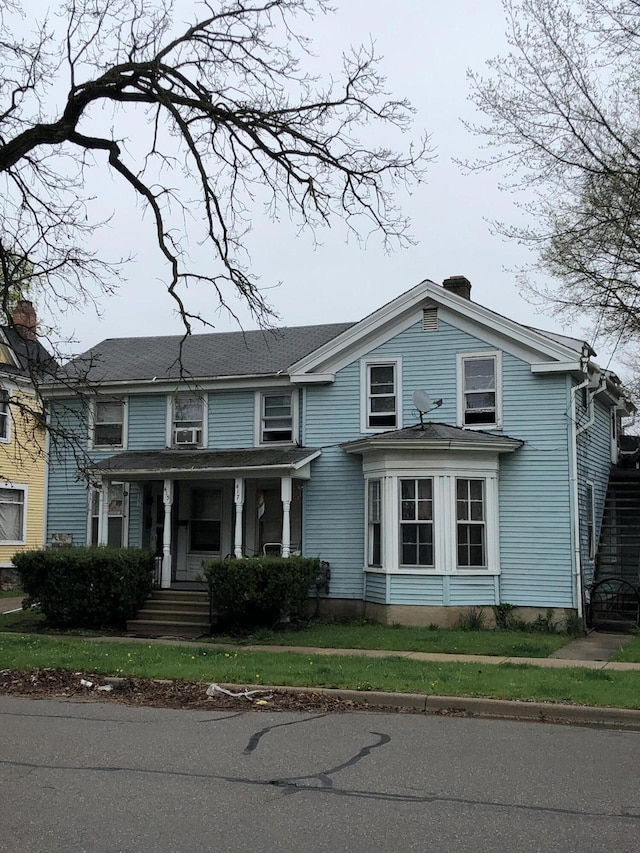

{"left": 98, "top": 479, "right": 109, "bottom": 546}
{"left": 234, "top": 477, "right": 245, "bottom": 558}
{"left": 281, "top": 476, "right": 292, "bottom": 558}
{"left": 161, "top": 479, "right": 174, "bottom": 589}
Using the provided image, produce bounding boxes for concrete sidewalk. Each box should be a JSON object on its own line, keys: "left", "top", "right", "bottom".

{"left": 0, "top": 596, "right": 23, "bottom": 614}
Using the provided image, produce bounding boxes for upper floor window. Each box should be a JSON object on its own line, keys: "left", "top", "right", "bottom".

{"left": 93, "top": 399, "right": 124, "bottom": 447}
{"left": 458, "top": 353, "right": 501, "bottom": 428}
{"left": 172, "top": 393, "right": 204, "bottom": 447}
{"left": 0, "top": 390, "right": 9, "bottom": 442}
{"left": 260, "top": 392, "right": 293, "bottom": 443}
{"left": 0, "top": 485, "right": 25, "bottom": 543}
{"left": 362, "top": 359, "right": 401, "bottom": 431}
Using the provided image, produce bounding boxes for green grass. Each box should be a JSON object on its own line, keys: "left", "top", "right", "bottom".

{"left": 208, "top": 622, "right": 570, "bottom": 658}
{"left": 609, "top": 633, "right": 640, "bottom": 662}
{"left": 1, "top": 633, "right": 638, "bottom": 708}
{"left": 0, "top": 589, "right": 23, "bottom": 600}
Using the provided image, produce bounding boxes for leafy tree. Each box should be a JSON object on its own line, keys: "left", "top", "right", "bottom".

{"left": 467, "top": 0, "right": 640, "bottom": 347}
{"left": 0, "top": 0, "right": 430, "bottom": 343}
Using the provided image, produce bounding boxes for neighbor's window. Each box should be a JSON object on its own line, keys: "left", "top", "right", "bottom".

{"left": 456, "top": 479, "right": 486, "bottom": 567}
{"left": 93, "top": 399, "right": 124, "bottom": 447}
{"left": 400, "top": 478, "right": 433, "bottom": 566}
{"left": 0, "top": 486, "right": 25, "bottom": 543}
{"left": 367, "top": 363, "right": 397, "bottom": 429}
{"left": 0, "top": 390, "right": 9, "bottom": 441}
{"left": 367, "top": 479, "right": 382, "bottom": 567}
{"left": 190, "top": 488, "right": 221, "bottom": 552}
{"left": 261, "top": 392, "right": 293, "bottom": 443}
{"left": 172, "top": 393, "right": 204, "bottom": 446}
{"left": 461, "top": 356, "right": 497, "bottom": 426}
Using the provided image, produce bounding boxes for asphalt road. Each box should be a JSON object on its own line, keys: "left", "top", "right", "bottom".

{"left": 1, "top": 695, "right": 639, "bottom": 853}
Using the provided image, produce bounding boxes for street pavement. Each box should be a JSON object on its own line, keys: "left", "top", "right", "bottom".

{"left": 1, "top": 694, "right": 639, "bottom": 853}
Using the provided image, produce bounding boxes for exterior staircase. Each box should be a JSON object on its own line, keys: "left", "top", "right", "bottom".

{"left": 590, "top": 466, "right": 640, "bottom": 630}
{"left": 127, "top": 589, "right": 211, "bottom": 638}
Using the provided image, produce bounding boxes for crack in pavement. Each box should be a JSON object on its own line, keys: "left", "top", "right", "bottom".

{"left": 1, "top": 756, "right": 639, "bottom": 819}
{"left": 243, "top": 714, "right": 327, "bottom": 754}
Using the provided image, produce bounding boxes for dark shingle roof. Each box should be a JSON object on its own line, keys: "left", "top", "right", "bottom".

{"left": 62, "top": 323, "right": 354, "bottom": 383}
{"left": 0, "top": 327, "right": 56, "bottom": 380}
{"left": 92, "top": 446, "right": 321, "bottom": 475}
{"left": 343, "top": 422, "right": 523, "bottom": 451}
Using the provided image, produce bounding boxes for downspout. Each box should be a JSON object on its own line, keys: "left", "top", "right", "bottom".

{"left": 570, "top": 372, "right": 590, "bottom": 618}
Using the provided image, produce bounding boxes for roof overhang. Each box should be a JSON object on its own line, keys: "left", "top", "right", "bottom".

{"left": 90, "top": 447, "right": 321, "bottom": 481}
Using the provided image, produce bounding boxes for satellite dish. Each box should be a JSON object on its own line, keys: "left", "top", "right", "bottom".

{"left": 412, "top": 389, "right": 431, "bottom": 413}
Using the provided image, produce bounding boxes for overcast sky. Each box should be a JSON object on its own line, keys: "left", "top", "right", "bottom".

{"left": 24, "top": 1, "right": 614, "bottom": 370}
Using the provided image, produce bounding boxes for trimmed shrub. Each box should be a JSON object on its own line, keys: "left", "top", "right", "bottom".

{"left": 204, "top": 556, "right": 322, "bottom": 632}
{"left": 13, "top": 547, "right": 154, "bottom": 628}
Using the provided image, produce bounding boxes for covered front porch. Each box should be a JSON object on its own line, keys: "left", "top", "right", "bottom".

{"left": 91, "top": 446, "right": 320, "bottom": 587}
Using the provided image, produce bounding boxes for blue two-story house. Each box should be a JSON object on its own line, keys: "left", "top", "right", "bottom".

{"left": 42, "top": 277, "right": 633, "bottom": 626}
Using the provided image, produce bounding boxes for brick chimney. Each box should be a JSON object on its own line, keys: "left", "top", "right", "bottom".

{"left": 12, "top": 300, "right": 37, "bottom": 341}
{"left": 442, "top": 276, "right": 472, "bottom": 300}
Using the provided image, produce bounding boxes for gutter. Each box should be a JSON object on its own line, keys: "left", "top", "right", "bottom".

{"left": 569, "top": 374, "right": 590, "bottom": 618}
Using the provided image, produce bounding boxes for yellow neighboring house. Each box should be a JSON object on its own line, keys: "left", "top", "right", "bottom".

{"left": 0, "top": 301, "right": 51, "bottom": 587}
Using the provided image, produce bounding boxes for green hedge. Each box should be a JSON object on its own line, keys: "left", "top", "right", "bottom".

{"left": 204, "top": 556, "right": 323, "bottom": 631}
{"left": 13, "top": 547, "right": 154, "bottom": 628}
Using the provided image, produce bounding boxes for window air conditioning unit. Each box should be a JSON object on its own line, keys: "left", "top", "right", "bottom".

{"left": 174, "top": 427, "right": 202, "bottom": 445}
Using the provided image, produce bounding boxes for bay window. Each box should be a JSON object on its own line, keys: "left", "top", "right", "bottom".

{"left": 456, "top": 478, "right": 486, "bottom": 567}
{"left": 400, "top": 478, "right": 433, "bottom": 566}
{"left": 367, "top": 479, "right": 382, "bottom": 566}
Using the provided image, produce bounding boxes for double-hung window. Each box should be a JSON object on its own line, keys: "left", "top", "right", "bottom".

{"left": 260, "top": 392, "right": 293, "bottom": 443}
{"left": 367, "top": 479, "right": 382, "bottom": 567}
{"left": 0, "top": 390, "right": 9, "bottom": 441}
{"left": 172, "top": 393, "right": 204, "bottom": 447}
{"left": 89, "top": 483, "right": 125, "bottom": 547}
{"left": 400, "top": 478, "right": 434, "bottom": 567}
{"left": 364, "top": 360, "right": 400, "bottom": 430}
{"left": 456, "top": 479, "right": 486, "bottom": 567}
{"left": 93, "top": 399, "right": 124, "bottom": 447}
{"left": 0, "top": 486, "right": 25, "bottom": 543}
{"left": 459, "top": 354, "right": 500, "bottom": 427}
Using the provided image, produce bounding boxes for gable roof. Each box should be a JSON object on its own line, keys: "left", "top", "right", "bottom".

{"left": 0, "top": 326, "right": 55, "bottom": 382}
{"left": 60, "top": 323, "right": 354, "bottom": 384}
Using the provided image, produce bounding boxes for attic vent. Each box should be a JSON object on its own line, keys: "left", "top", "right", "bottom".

{"left": 422, "top": 307, "right": 438, "bottom": 332}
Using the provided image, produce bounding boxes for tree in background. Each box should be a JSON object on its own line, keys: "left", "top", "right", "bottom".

{"left": 0, "top": 0, "right": 430, "bottom": 349}
{"left": 467, "top": 0, "right": 640, "bottom": 353}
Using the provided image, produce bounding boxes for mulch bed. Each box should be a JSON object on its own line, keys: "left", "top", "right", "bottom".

{"left": 0, "top": 668, "right": 383, "bottom": 713}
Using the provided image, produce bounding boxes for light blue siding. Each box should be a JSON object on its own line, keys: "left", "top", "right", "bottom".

{"left": 208, "top": 391, "right": 254, "bottom": 447}
{"left": 127, "top": 483, "right": 143, "bottom": 547}
{"left": 577, "top": 391, "right": 612, "bottom": 588}
{"left": 47, "top": 399, "right": 91, "bottom": 546}
{"left": 389, "top": 575, "right": 445, "bottom": 605}
{"left": 303, "top": 318, "right": 576, "bottom": 607}
{"left": 128, "top": 395, "right": 167, "bottom": 449}
{"left": 364, "top": 572, "right": 387, "bottom": 603}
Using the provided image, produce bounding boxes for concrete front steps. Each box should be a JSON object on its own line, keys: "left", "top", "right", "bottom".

{"left": 127, "top": 589, "right": 211, "bottom": 638}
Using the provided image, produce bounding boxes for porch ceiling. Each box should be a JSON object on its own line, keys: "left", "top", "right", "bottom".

{"left": 91, "top": 446, "right": 321, "bottom": 480}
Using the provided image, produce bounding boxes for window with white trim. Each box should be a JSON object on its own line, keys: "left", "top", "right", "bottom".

{"left": 459, "top": 354, "right": 500, "bottom": 427}
{"left": 400, "top": 478, "right": 434, "bottom": 567}
{"left": 0, "top": 390, "right": 9, "bottom": 441}
{"left": 260, "top": 392, "right": 293, "bottom": 443}
{"left": 89, "top": 482, "right": 125, "bottom": 547}
{"left": 456, "top": 478, "right": 486, "bottom": 567}
{"left": 93, "top": 399, "right": 124, "bottom": 447}
{"left": 0, "top": 485, "right": 25, "bottom": 543}
{"left": 367, "top": 479, "right": 382, "bottom": 567}
{"left": 365, "top": 361, "right": 399, "bottom": 429}
{"left": 172, "top": 393, "right": 204, "bottom": 447}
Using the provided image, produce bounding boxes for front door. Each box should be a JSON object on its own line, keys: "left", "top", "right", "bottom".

{"left": 175, "top": 482, "right": 229, "bottom": 582}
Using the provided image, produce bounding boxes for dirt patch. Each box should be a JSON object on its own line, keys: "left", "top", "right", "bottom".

{"left": 0, "top": 668, "right": 383, "bottom": 713}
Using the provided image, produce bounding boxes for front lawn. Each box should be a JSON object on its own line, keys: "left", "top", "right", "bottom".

{"left": 610, "top": 633, "right": 640, "bottom": 662}
{"left": 208, "top": 621, "right": 570, "bottom": 658}
{"left": 0, "top": 633, "right": 638, "bottom": 708}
